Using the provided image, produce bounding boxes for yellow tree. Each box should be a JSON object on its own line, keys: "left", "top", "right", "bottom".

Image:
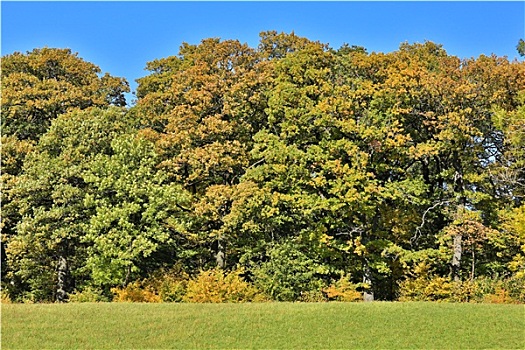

{"left": 135, "top": 37, "right": 271, "bottom": 268}
{"left": 367, "top": 42, "right": 525, "bottom": 281}
{"left": 1, "top": 48, "right": 129, "bottom": 141}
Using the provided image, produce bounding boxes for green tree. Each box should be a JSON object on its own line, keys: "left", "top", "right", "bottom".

{"left": 4, "top": 107, "right": 132, "bottom": 301}
{"left": 517, "top": 39, "right": 525, "bottom": 57}
{"left": 1, "top": 49, "right": 130, "bottom": 287}
{"left": 82, "top": 134, "right": 190, "bottom": 290}
{"left": 230, "top": 40, "right": 417, "bottom": 300}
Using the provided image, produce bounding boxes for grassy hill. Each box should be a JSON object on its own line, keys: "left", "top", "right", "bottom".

{"left": 2, "top": 302, "right": 524, "bottom": 349}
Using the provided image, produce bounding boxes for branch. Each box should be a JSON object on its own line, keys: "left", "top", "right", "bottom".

{"left": 334, "top": 226, "right": 364, "bottom": 237}
{"left": 176, "top": 203, "right": 192, "bottom": 213}
{"left": 247, "top": 157, "right": 266, "bottom": 170}
{"left": 411, "top": 200, "right": 450, "bottom": 245}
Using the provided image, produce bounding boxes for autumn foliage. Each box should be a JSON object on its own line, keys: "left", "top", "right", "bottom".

{"left": 1, "top": 33, "right": 524, "bottom": 303}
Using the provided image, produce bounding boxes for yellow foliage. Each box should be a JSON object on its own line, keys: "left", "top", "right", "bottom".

{"left": 483, "top": 288, "right": 517, "bottom": 304}
{"left": 399, "top": 276, "right": 453, "bottom": 302}
{"left": 323, "top": 276, "right": 362, "bottom": 302}
{"left": 184, "top": 268, "right": 267, "bottom": 303}
{"left": 399, "top": 275, "right": 525, "bottom": 303}
{"left": 112, "top": 281, "right": 162, "bottom": 303}
{"left": 1, "top": 290, "right": 12, "bottom": 304}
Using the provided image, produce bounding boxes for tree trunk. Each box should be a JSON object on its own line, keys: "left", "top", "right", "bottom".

{"left": 452, "top": 233, "right": 462, "bottom": 282}
{"left": 216, "top": 238, "right": 225, "bottom": 269}
{"left": 56, "top": 255, "right": 67, "bottom": 302}
{"left": 470, "top": 250, "right": 475, "bottom": 281}
{"left": 363, "top": 263, "right": 374, "bottom": 302}
{"left": 451, "top": 151, "right": 465, "bottom": 283}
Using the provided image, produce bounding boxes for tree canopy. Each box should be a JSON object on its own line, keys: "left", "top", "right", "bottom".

{"left": 2, "top": 34, "right": 524, "bottom": 303}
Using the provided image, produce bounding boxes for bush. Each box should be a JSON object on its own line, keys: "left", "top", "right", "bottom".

{"left": 299, "top": 290, "right": 327, "bottom": 302}
{"left": 249, "top": 241, "right": 327, "bottom": 302}
{"left": 474, "top": 275, "right": 525, "bottom": 304}
{"left": 183, "top": 268, "right": 267, "bottom": 303}
{"left": 323, "top": 275, "right": 362, "bottom": 302}
{"left": 109, "top": 265, "right": 190, "bottom": 303}
{"left": 68, "top": 287, "right": 109, "bottom": 302}
{"left": 144, "top": 267, "right": 189, "bottom": 302}
{"left": 1, "top": 289, "right": 12, "bottom": 304}
{"left": 155, "top": 278, "right": 187, "bottom": 302}
{"left": 398, "top": 275, "right": 525, "bottom": 303}
{"left": 483, "top": 288, "right": 516, "bottom": 304}
{"left": 112, "top": 281, "right": 162, "bottom": 303}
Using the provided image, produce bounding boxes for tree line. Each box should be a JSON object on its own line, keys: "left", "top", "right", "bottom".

{"left": 1, "top": 32, "right": 524, "bottom": 303}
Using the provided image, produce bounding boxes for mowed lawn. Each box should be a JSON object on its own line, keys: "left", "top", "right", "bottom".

{"left": 2, "top": 302, "right": 524, "bottom": 349}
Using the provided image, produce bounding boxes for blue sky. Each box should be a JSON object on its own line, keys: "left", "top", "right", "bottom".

{"left": 2, "top": 1, "right": 524, "bottom": 105}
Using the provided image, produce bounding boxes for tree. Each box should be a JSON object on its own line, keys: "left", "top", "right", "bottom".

{"left": 368, "top": 43, "right": 525, "bottom": 283}
{"left": 1, "top": 48, "right": 129, "bottom": 141}
{"left": 4, "top": 37, "right": 525, "bottom": 302}
{"left": 135, "top": 37, "right": 270, "bottom": 269}
{"left": 229, "top": 40, "right": 418, "bottom": 300}
{"left": 517, "top": 39, "right": 525, "bottom": 58}
{"left": 4, "top": 107, "right": 133, "bottom": 301}
{"left": 82, "top": 133, "right": 190, "bottom": 290}
{"left": 1, "top": 49, "right": 130, "bottom": 286}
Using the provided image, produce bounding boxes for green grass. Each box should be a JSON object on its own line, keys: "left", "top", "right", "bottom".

{"left": 2, "top": 302, "right": 524, "bottom": 349}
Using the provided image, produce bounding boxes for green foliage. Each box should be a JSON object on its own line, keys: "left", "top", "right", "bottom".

{"left": 82, "top": 134, "right": 190, "bottom": 288}
{"left": 474, "top": 275, "right": 525, "bottom": 303}
{"left": 155, "top": 278, "right": 188, "bottom": 303}
{"left": 4, "top": 107, "right": 132, "bottom": 302}
{"left": 3, "top": 107, "right": 190, "bottom": 302}
{"left": 68, "top": 287, "right": 109, "bottom": 303}
{"left": 517, "top": 39, "right": 525, "bottom": 57}
{"left": 247, "top": 241, "right": 327, "bottom": 301}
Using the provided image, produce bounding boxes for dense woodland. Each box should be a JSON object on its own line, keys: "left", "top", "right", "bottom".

{"left": 1, "top": 32, "right": 524, "bottom": 303}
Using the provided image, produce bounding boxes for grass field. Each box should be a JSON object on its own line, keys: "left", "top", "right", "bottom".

{"left": 2, "top": 302, "right": 524, "bottom": 349}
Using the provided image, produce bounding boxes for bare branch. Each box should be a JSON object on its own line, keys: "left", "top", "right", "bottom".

{"left": 411, "top": 200, "right": 450, "bottom": 245}
{"left": 334, "top": 226, "right": 364, "bottom": 237}
{"left": 247, "top": 157, "right": 266, "bottom": 170}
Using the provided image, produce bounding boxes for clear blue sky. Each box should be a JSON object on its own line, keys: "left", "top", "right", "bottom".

{"left": 2, "top": 1, "right": 524, "bottom": 105}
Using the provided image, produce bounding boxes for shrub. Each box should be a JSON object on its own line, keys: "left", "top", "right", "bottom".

{"left": 398, "top": 276, "right": 453, "bottom": 302}
{"left": 68, "top": 287, "right": 109, "bottom": 302}
{"left": 183, "top": 268, "right": 267, "bottom": 303}
{"left": 474, "top": 275, "right": 525, "bottom": 304}
{"left": 299, "top": 290, "right": 327, "bottom": 302}
{"left": 1, "top": 289, "right": 12, "bottom": 304}
{"left": 398, "top": 275, "right": 525, "bottom": 303}
{"left": 503, "top": 274, "right": 525, "bottom": 302}
{"left": 144, "top": 267, "right": 189, "bottom": 302}
{"left": 323, "top": 276, "right": 362, "bottom": 302}
{"left": 249, "top": 241, "right": 327, "bottom": 301}
{"left": 112, "top": 281, "right": 162, "bottom": 303}
{"left": 483, "top": 288, "right": 516, "bottom": 304}
{"left": 110, "top": 265, "right": 191, "bottom": 303}
{"left": 156, "top": 278, "right": 187, "bottom": 302}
